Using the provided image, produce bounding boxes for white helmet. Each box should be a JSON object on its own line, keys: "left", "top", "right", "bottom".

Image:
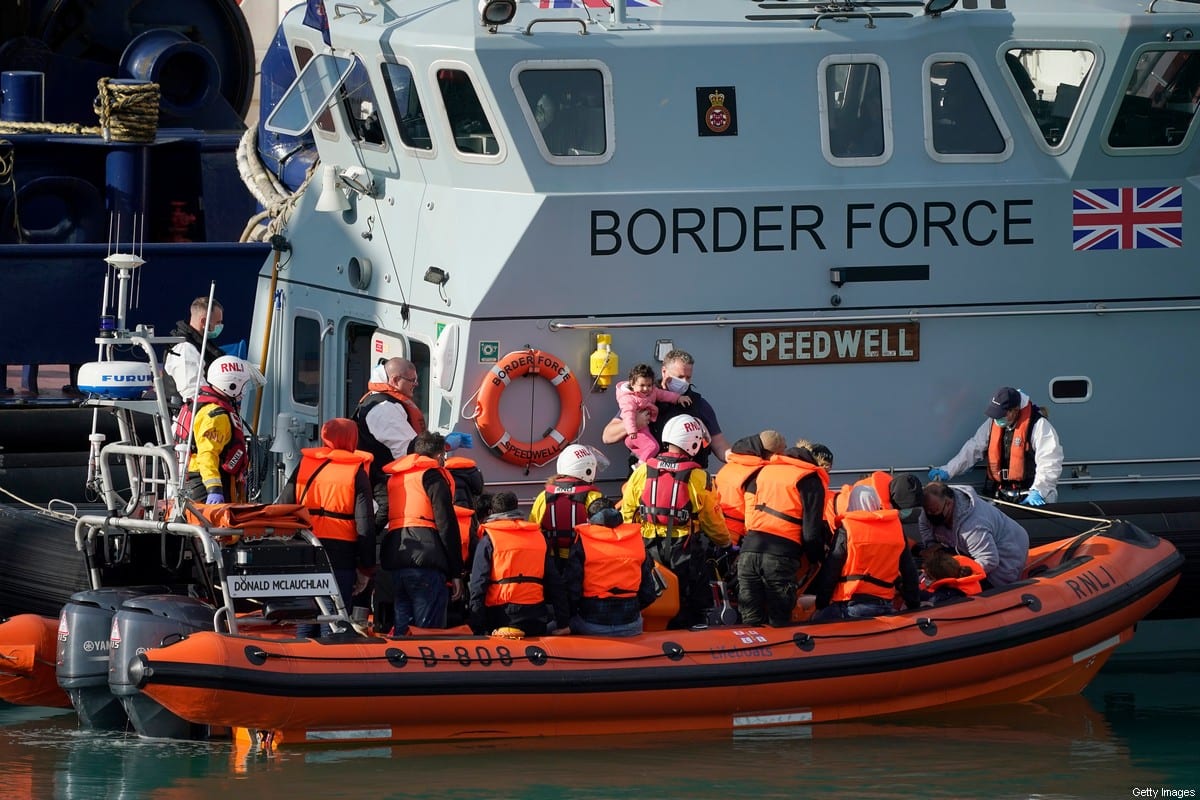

{"left": 556, "top": 445, "right": 598, "bottom": 481}
{"left": 206, "top": 356, "right": 264, "bottom": 400}
{"left": 661, "top": 414, "right": 708, "bottom": 456}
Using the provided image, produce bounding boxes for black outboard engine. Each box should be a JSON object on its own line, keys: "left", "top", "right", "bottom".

{"left": 108, "top": 594, "right": 222, "bottom": 740}
{"left": 55, "top": 588, "right": 150, "bottom": 729}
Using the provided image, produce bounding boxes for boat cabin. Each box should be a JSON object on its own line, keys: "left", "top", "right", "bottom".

{"left": 251, "top": 0, "right": 1200, "bottom": 503}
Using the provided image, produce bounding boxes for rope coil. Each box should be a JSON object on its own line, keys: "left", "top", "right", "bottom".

{"left": 0, "top": 139, "right": 17, "bottom": 241}
{"left": 93, "top": 78, "right": 160, "bottom": 143}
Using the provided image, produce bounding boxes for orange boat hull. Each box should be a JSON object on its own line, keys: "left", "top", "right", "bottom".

{"left": 0, "top": 614, "right": 70, "bottom": 708}
{"left": 132, "top": 526, "right": 1181, "bottom": 745}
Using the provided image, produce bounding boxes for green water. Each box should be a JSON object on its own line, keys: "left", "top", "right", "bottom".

{"left": 1, "top": 668, "right": 1196, "bottom": 800}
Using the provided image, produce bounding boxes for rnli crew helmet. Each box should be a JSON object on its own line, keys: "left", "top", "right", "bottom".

{"left": 206, "top": 356, "right": 264, "bottom": 400}
{"left": 661, "top": 414, "right": 709, "bottom": 457}
{"left": 556, "top": 445, "right": 598, "bottom": 481}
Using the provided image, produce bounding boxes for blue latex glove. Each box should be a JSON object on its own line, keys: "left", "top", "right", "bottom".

{"left": 1021, "top": 489, "right": 1046, "bottom": 506}
{"left": 444, "top": 432, "right": 474, "bottom": 450}
{"left": 205, "top": 492, "right": 225, "bottom": 505}
{"left": 928, "top": 468, "right": 950, "bottom": 482}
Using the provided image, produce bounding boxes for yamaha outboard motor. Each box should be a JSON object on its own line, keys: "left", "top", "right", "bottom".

{"left": 55, "top": 588, "right": 150, "bottom": 730}
{"left": 108, "top": 594, "right": 222, "bottom": 740}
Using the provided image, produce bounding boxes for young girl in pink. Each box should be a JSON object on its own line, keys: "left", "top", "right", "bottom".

{"left": 615, "top": 363, "right": 692, "bottom": 463}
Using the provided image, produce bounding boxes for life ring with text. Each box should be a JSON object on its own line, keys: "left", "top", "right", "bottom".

{"left": 473, "top": 348, "right": 584, "bottom": 468}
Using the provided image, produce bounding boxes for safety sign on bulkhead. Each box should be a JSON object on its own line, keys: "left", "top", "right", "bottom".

{"left": 479, "top": 341, "right": 499, "bottom": 363}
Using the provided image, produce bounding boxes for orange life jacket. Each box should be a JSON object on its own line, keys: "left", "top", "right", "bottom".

{"left": 455, "top": 505, "right": 476, "bottom": 563}
{"left": 295, "top": 447, "right": 373, "bottom": 542}
{"left": 987, "top": 403, "right": 1037, "bottom": 488}
{"left": 481, "top": 519, "right": 547, "bottom": 606}
{"left": 354, "top": 387, "right": 426, "bottom": 484}
{"left": 638, "top": 455, "right": 700, "bottom": 532}
{"left": 383, "top": 453, "right": 451, "bottom": 530}
{"left": 444, "top": 456, "right": 479, "bottom": 503}
{"left": 575, "top": 522, "right": 646, "bottom": 600}
{"left": 831, "top": 508, "right": 905, "bottom": 603}
{"left": 443, "top": 455, "right": 476, "bottom": 471}
{"left": 832, "top": 471, "right": 894, "bottom": 525}
{"left": 926, "top": 555, "right": 985, "bottom": 596}
{"left": 823, "top": 489, "right": 838, "bottom": 531}
{"left": 713, "top": 452, "right": 766, "bottom": 543}
{"left": 744, "top": 455, "right": 825, "bottom": 545}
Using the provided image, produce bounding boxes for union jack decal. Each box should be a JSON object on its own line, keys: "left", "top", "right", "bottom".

{"left": 536, "top": 0, "right": 662, "bottom": 7}
{"left": 1071, "top": 186, "right": 1183, "bottom": 251}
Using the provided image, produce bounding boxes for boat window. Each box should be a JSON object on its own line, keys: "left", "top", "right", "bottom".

{"left": 1109, "top": 49, "right": 1200, "bottom": 149}
{"left": 437, "top": 69, "right": 499, "bottom": 156}
{"left": 517, "top": 68, "right": 607, "bottom": 157}
{"left": 410, "top": 339, "right": 431, "bottom": 419}
{"left": 291, "top": 45, "right": 337, "bottom": 134}
{"left": 929, "top": 61, "right": 1005, "bottom": 154}
{"left": 382, "top": 63, "right": 432, "bottom": 151}
{"left": 265, "top": 51, "right": 353, "bottom": 137}
{"left": 339, "top": 57, "right": 386, "bottom": 147}
{"left": 1049, "top": 377, "right": 1092, "bottom": 403}
{"left": 825, "top": 62, "right": 886, "bottom": 159}
{"left": 344, "top": 325, "right": 431, "bottom": 420}
{"left": 293, "top": 316, "right": 322, "bottom": 407}
{"left": 1005, "top": 48, "right": 1095, "bottom": 148}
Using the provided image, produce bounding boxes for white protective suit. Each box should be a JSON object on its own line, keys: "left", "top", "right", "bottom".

{"left": 936, "top": 390, "right": 1063, "bottom": 503}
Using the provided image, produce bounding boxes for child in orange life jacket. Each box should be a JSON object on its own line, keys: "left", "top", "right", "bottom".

{"left": 468, "top": 492, "right": 570, "bottom": 637}
{"left": 791, "top": 438, "right": 838, "bottom": 535}
{"left": 920, "top": 547, "right": 986, "bottom": 605}
{"left": 566, "top": 498, "right": 659, "bottom": 637}
{"left": 615, "top": 363, "right": 692, "bottom": 464}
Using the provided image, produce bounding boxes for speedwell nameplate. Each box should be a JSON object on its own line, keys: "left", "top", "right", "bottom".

{"left": 734, "top": 323, "right": 919, "bottom": 366}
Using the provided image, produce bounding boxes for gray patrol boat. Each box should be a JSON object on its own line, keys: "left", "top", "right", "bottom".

{"left": 3, "top": 0, "right": 1198, "bottom": 654}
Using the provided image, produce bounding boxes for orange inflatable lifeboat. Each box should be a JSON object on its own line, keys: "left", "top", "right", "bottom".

{"left": 0, "top": 614, "right": 70, "bottom": 708}
{"left": 129, "top": 522, "right": 1181, "bottom": 747}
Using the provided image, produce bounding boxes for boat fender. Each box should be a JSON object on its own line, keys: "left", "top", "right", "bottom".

{"left": 77, "top": 361, "right": 155, "bottom": 399}
{"left": 471, "top": 348, "right": 584, "bottom": 468}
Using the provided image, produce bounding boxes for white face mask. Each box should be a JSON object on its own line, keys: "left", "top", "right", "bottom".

{"left": 665, "top": 376, "right": 689, "bottom": 394}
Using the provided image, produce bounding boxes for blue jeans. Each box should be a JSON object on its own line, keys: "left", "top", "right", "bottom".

{"left": 391, "top": 567, "right": 449, "bottom": 633}
{"left": 812, "top": 597, "right": 894, "bottom": 623}
{"left": 569, "top": 614, "right": 643, "bottom": 638}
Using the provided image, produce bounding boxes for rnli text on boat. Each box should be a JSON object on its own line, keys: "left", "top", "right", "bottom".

{"left": 590, "top": 199, "right": 1034, "bottom": 255}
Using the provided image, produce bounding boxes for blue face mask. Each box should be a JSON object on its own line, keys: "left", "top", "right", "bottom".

{"left": 207, "top": 323, "right": 224, "bottom": 340}
{"left": 665, "top": 376, "right": 689, "bottom": 394}
{"left": 993, "top": 417, "right": 1009, "bottom": 429}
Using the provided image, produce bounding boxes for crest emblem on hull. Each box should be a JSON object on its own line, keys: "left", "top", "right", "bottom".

{"left": 696, "top": 86, "right": 737, "bottom": 137}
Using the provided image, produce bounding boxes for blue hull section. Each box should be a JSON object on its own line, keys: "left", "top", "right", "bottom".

{"left": 0, "top": 241, "right": 268, "bottom": 364}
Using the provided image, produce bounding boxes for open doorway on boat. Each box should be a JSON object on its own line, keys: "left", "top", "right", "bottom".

{"left": 344, "top": 323, "right": 431, "bottom": 421}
